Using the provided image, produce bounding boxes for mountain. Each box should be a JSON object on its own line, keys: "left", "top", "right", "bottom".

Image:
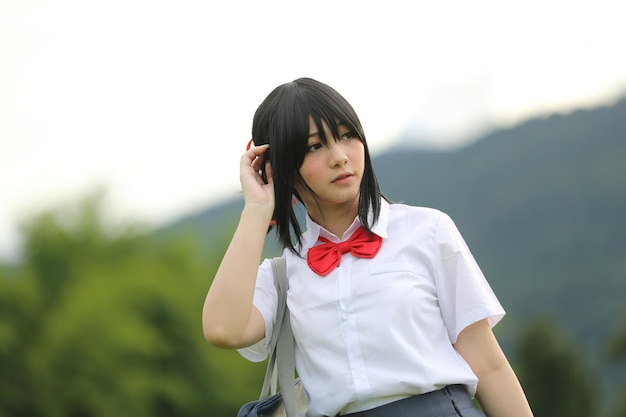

{"left": 375, "top": 98, "right": 626, "bottom": 348}
{"left": 159, "top": 96, "right": 626, "bottom": 369}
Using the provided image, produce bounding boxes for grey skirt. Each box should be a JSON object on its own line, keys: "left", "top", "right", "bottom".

{"left": 337, "top": 385, "right": 486, "bottom": 417}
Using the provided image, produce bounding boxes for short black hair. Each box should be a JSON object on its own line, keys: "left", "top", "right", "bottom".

{"left": 251, "top": 78, "right": 382, "bottom": 254}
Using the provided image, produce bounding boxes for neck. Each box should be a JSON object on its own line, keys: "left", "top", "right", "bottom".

{"left": 307, "top": 197, "right": 359, "bottom": 238}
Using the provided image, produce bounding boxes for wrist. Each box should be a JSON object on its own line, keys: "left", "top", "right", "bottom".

{"left": 241, "top": 203, "right": 274, "bottom": 226}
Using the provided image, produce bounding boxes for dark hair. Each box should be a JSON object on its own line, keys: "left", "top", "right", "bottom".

{"left": 251, "top": 78, "right": 382, "bottom": 253}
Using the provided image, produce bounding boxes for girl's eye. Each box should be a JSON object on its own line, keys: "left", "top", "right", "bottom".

{"left": 340, "top": 131, "right": 357, "bottom": 141}
{"left": 307, "top": 142, "right": 323, "bottom": 152}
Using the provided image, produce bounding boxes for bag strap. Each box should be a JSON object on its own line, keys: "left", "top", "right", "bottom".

{"left": 259, "top": 256, "right": 297, "bottom": 417}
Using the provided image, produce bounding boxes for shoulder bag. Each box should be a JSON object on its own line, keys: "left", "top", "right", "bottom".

{"left": 236, "top": 257, "right": 309, "bottom": 417}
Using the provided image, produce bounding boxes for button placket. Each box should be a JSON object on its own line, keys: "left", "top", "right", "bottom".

{"left": 336, "top": 256, "right": 371, "bottom": 399}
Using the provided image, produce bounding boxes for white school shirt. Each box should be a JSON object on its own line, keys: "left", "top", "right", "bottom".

{"left": 239, "top": 200, "right": 505, "bottom": 417}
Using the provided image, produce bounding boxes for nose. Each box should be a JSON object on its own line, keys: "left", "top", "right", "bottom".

{"left": 327, "top": 141, "right": 348, "bottom": 167}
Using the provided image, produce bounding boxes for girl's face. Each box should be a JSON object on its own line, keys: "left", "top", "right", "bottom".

{"left": 295, "top": 117, "right": 365, "bottom": 216}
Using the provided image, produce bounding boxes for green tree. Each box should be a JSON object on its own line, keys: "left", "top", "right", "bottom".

{"left": 0, "top": 191, "right": 265, "bottom": 416}
{"left": 608, "top": 310, "right": 626, "bottom": 417}
{"left": 0, "top": 265, "right": 41, "bottom": 416}
{"left": 514, "top": 318, "right": 599, "bottom": 417}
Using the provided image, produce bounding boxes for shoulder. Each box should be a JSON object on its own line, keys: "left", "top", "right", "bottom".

{"left": 388, "top": 202, "right": 444, "bottom": 216}
{"left": 258, "top": 252, "right": 301, "bottom": 286}
{"left": 381, "top": 203, "right": 459, "bottom": 250}
{"left": 387, "top": 202, "right": 451, "bottom": 228}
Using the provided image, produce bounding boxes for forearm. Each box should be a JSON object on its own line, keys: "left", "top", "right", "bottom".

{"left": 475, "top": 361, "right": 534, "bottom": 417}
{"left": 454, "top": 320, "right": 533, "bottom": 417}
{"left": 202, "top": 204, "right": 273, "bottom": 347}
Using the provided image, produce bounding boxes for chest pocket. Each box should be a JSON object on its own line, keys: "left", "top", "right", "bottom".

{"left": 352, "top": 261, "right": 435, "bottom": 297}
{"left": 369, "top": 262, "right": 430, "bottom": 277}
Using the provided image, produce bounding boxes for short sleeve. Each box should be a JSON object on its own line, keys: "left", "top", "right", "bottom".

{"left": 236, "top": 258, "right": 278, "bottom": 362}
{"left": 433, "top": 213, "right": 505, "bottom": 343}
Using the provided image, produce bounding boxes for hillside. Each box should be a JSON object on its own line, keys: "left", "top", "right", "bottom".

{"left": 159, "top": 97, "right": 626, "bottom": 365}
{"left": 375, "top": 99, "right": 626, "bottom": 351}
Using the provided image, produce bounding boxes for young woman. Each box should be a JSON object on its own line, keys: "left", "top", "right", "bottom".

{"left": 202, "top": 78, "right": 533, "bottom": 417}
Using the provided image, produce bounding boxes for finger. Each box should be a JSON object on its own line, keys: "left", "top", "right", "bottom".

{"left": 250, "top": 153, "right": 266, "bottom": 172}
{"left": 264, "top": 160, "right": 274, "bottom": 184}
{"left": 242, "top": 144, "right": 269, "bottom": 168}
{"left": 249, "top": 143, "right": 269, "bottom": 156}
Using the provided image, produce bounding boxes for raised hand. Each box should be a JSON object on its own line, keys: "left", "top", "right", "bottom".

{"left": 239, "top": 144, "right": 274, "bottom": 209}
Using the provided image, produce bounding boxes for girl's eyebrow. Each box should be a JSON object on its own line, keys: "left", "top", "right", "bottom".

{"left": 308, "top": 120, "right": 347, "bottom": 139}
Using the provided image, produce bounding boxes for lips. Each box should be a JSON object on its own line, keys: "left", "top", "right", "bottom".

{"left": 332, "top": 173, "right": 353, "bottom": 183}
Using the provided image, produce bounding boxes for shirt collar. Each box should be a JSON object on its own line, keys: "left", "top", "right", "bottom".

{"left": 300, "top": 199, "right": 390, "bottom": 250}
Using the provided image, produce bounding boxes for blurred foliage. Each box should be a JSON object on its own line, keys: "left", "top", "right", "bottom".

{"left": 0, "top": 191, "right": 266, "bottom": 417}
{"left": 608, "top": 309, "right": 626, "bottom": 417}
{"left": 514, "top": 319, "right": 599, "bottom": 417}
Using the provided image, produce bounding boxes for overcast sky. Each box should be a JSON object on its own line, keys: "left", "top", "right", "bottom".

{"left": 1, "top": 0, "right": 625, "bottom": 261}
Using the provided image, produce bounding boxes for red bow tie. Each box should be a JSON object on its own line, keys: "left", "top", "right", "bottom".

{"left": 307, "top": 227, "right": 382, "bottom": 276}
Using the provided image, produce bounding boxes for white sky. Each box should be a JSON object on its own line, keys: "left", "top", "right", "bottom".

{"left": 1, "top": 0, "right": 625, "bottom": 261}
